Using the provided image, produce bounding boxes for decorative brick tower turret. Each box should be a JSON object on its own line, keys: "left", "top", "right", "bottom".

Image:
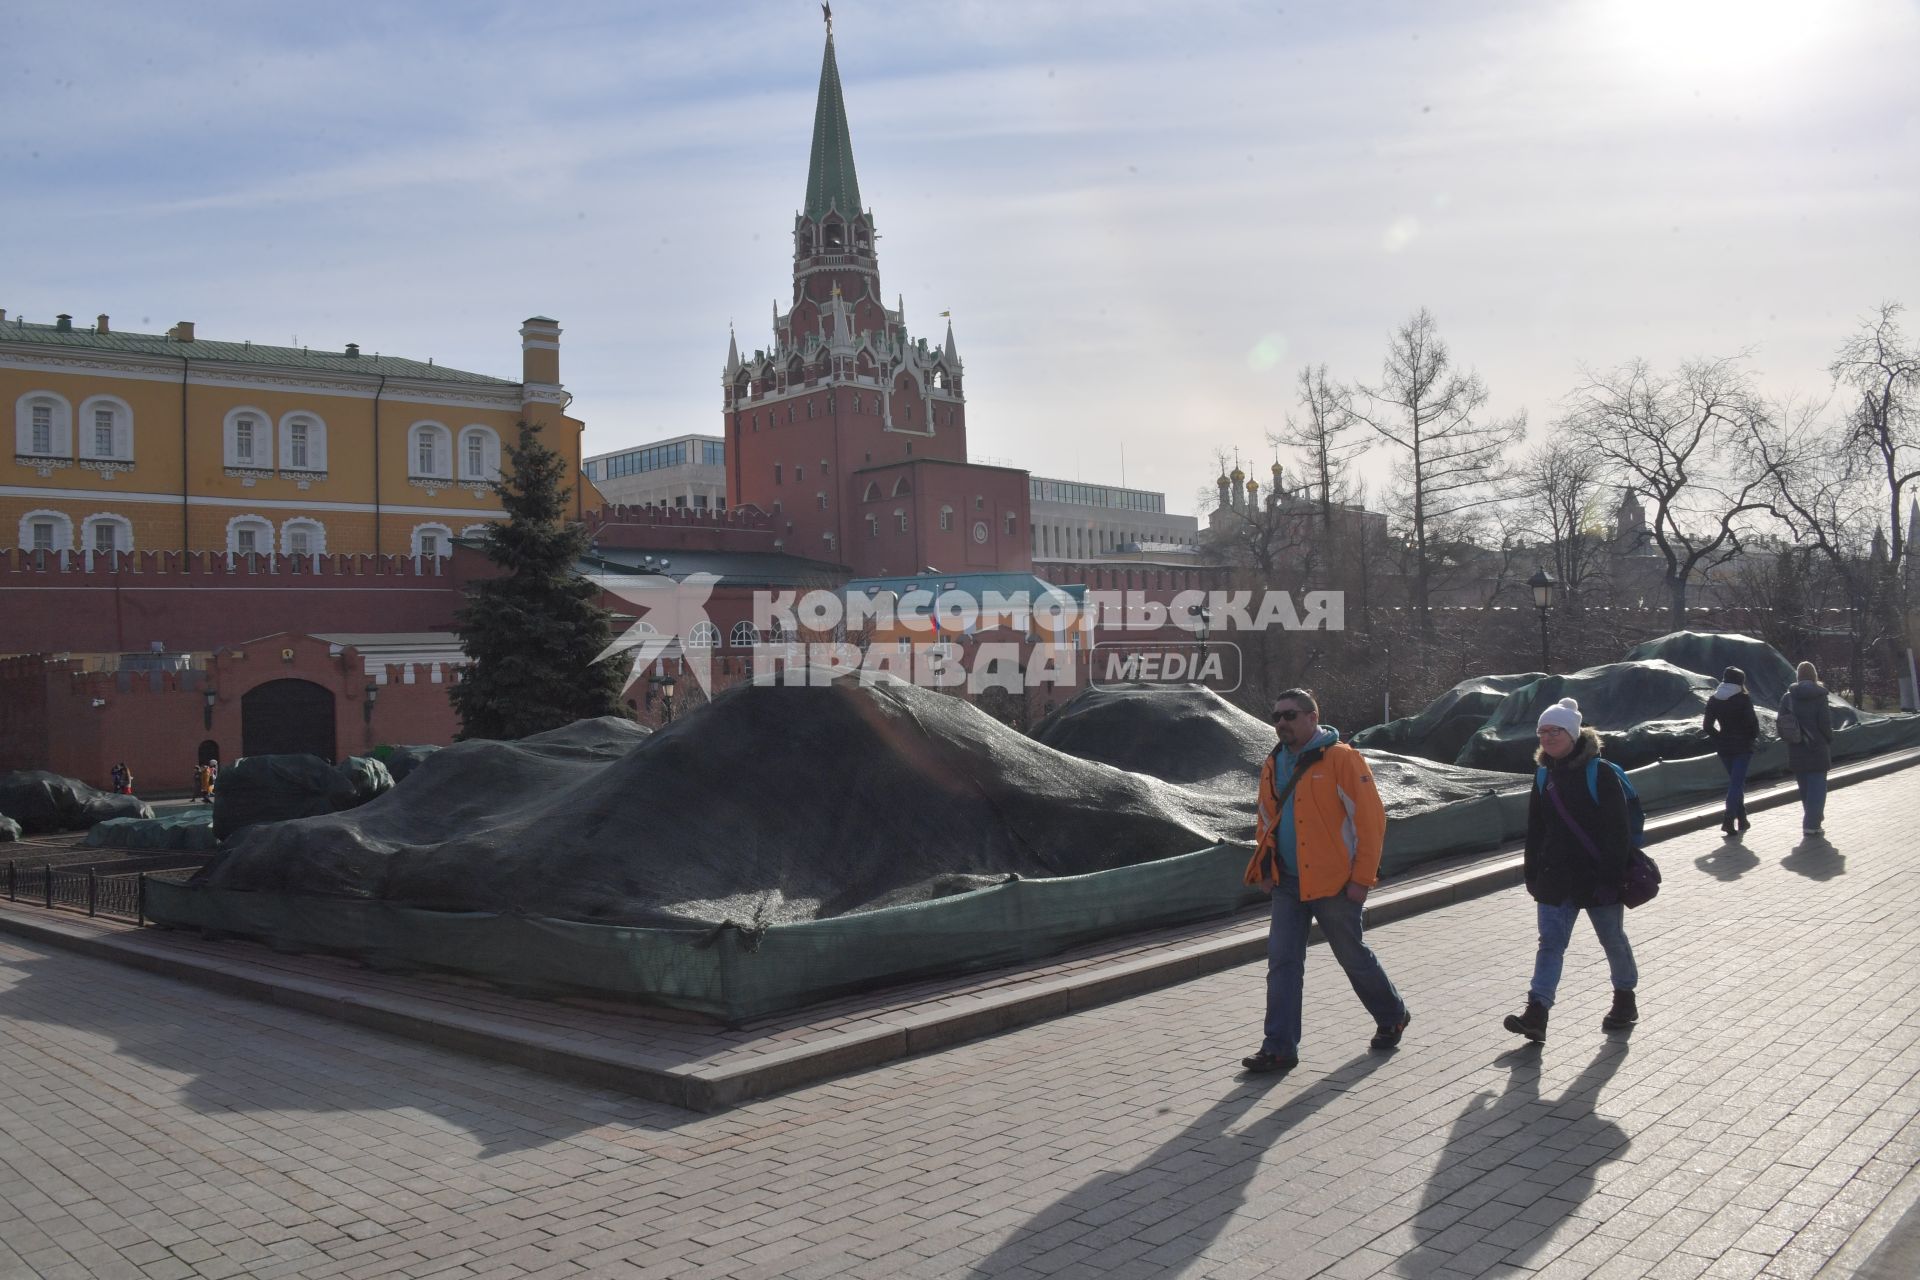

{"left": 722, "top": 13, "right": 1007, "bottom": 574}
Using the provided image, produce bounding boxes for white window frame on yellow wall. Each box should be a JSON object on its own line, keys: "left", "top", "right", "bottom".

{"left": 280, "top": 517, "right": 326, "bottom": 556}
{"left": 75, "top": 395, "right": 134, "bottom": 463}
{"left": 279, "top": 412, "right": 328, "bottom": 477}
{"left": 18, "top": 509, "right": 75, "bottom": 552}
{"left": 15, "top": 391, "right": 73, "bottom": 461}
{"left": 411, "top": 522, "right": 454, "bottom": 559}
{"left": 409, "top": 422, "right": 453, "bottom": 481}
{"left": 80, "top": 513, "right": 133, "bottom": 555}
{"left": 458, "top": 425, "right": 502, "bottom": 483}
{"left": 223, "top": 406, "right": 274, "bottom": 474}
{"left": 225, "top": 514, "right": 274, "bottom": 557}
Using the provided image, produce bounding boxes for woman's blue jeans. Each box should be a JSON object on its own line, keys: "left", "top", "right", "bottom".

{"left": 1720, "top": 751, "right": 1751, "bottom": 817}
{"left": 1795, "top": 772, "right": 1829, "bottom": 829}
{"left": 1528, "top": 901, "right": 1637, "bottom": 1009}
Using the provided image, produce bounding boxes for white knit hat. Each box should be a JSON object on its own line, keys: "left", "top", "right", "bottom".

{"left": 1537, "top": 697, "right": 1582, "bottom": 737}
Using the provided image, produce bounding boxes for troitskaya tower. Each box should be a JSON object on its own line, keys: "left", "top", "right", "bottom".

{"left": 724, "top": 14, "right": 1028, "bottom": 577}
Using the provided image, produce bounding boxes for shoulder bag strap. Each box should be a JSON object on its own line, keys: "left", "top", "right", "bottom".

{"left": 1258, "top": 746, "right": 1324, "bottom": 880}
{"left": 1543, "top": 773, "right": 1610, "bottom": 869}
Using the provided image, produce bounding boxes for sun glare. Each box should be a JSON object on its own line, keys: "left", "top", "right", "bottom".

{"left": 1595, "top": 0, "right": 1838, "bottom": 87}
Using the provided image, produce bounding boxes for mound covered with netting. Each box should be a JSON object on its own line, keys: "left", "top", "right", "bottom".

{"left": 1354, "top": 633, "right": 1883, "bottom": 773}
{"left": 0, "top": 770, "right": 153, "bottom": 835}
{"left": 187, "top": 679, "right": 1244, "bottom": 928}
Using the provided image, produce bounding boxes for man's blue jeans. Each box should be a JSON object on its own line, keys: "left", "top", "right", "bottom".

{"left": 1263, "top": 874, "right": 1407, "bottom": 1057}
{"left": 1795, "top": 772, "right": 1829, "bottom": 829}
{"left": 1528, "top": 901, "right": 1637, "bottom": 1009}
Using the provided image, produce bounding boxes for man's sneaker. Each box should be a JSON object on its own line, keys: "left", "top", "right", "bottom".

{"left": 1370, "top": 1010, "right": 1412, "bottom": 1051}
{"left": 1503, "top": 999, "right": 1549, "bottom": 1043}
{"left": 1240, "top": 1051, "right": 1298, "bottom": 1074}
{"left": 1601, "top": 988, "right": 1638, "bottom": 1031}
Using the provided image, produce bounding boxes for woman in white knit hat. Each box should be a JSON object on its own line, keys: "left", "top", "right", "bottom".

{"left": 1504, "top": 697, "right": 1640, "bottom": 1042}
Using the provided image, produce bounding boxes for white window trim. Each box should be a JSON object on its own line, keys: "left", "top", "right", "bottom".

{"left": 15, "top": 391, "right": 73, "bottom": 459}
{"left": 223, "top": 406, "right": 274, "bottom": 470}
{"left": 224, "top": 513, "right": 275, "bottom": 556}
{"left": 80, "top": 512, "right": 133, "bottom": 554}
{"left": 686, "top": 620, "right": 720, "bottom": 649}
{"left": 76, "top": 395, "right": 134, "bottom": 461}
{"left": 280, "top": 517, "right": 326, "bottom": 556}
{"left": 409, "top": 421, "right": 453, "bottom": 480}
{"left": 729, "top": 621, "right": 759, "bottom": 648}
{"left": 411, "top": 522, "right": 454, "bottom": 558}
{"left": 457, "top": 425, "right": 502, "bottom": 482}
{"left": 460, "top": 523, "right": 494, "bottom": 540}
{"left": 278, "top": 411, "right": 328, "bottom": 473}
{"left": 18, "top": 509, "right": 75, "bottom": 552}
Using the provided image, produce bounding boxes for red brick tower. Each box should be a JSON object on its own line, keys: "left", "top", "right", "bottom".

{"left": 725, "top": 17, "right": 1029, "bottom": 576}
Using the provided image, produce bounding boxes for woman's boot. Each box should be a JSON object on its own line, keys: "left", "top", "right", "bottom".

{"left": 1503, "top": 999, "right": 1548, "bottom": 1043}
{"left": 1602, "top": 989, "right": 1638, "bottom": 1031}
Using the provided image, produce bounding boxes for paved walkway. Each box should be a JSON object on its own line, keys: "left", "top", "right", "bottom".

{"left": 2, "top": 769, "right": 1917, "bottom": 1279}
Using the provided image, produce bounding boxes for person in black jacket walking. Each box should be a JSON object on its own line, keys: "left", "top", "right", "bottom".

{"left": 1504, "top": 698, "right": 1640, "bottom": 1042}
{"left": 1702, "top": 666, "right": 1759, "bottom": 836}
{"left": 1780, "top": 661, "right": 1836, "bottom": 836}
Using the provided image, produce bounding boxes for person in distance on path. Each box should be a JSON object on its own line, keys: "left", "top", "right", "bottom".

{"left": 1240, "top": 687, "right": 1410, "bottom": 1074}
{"left": 1505, "top": 698, "right": 1640, "bottom": 1043}
{"left": 1780, "top": 661, "right": 1835, "bottom": 837}
{"left": 1702, "top": 665, "right": 1758, "bottom": 836}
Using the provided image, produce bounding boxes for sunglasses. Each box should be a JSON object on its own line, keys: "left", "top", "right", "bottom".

{"left": 1271, "top": 709, "right": 1305, "bottom": 723}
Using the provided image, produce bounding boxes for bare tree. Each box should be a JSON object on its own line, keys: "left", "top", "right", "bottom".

{"left": 1562, "top": 355, "right": 1773, "bottom": 628}
{"left": 1746, "top": 396, "right": 1900, "bottom": 704}
{"left": 1270, "top": 364, "right": 1366, "bottom": 532}
{"left": 1830, "top": 302, "right": 1920, "bottom": 575}
{"left": 1351, "top": 308, "right": 1527, "bottom": 631}
{"left": 1517, "top": 437, "right": 1612, "bottom": 614}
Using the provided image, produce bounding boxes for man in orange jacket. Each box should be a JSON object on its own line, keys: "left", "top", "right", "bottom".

{"left": 1240, "top": 687, "right": 1409, "bottom": 1072}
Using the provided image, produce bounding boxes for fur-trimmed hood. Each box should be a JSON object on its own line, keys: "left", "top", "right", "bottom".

{"left": 1536, "top": 725, "right": 1603, "bottom": 771}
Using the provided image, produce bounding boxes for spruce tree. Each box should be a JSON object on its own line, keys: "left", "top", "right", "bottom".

{"left": 450, "top": 421, "right": 627, "bottom": 738}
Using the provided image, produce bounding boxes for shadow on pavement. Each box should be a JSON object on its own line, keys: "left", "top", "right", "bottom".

{"left": 1396, "top": 1041, "right": 1630, "bottom": 1278}
{"left": 1694, "top": 838, "right": 1760, "bottom": 881}
{"left": 0, "top": 947, "right": 689, "bottom": 1156}
{"left": 1783, "top": 835, "right": 1846, "bottom": 880}
{"left": 968, "top": 1051, "right": 1390, "bottom": 1278}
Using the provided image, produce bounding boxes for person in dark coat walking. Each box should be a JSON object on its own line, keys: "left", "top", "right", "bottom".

{"left": 1780, "top": 661, "right": 1836, "bottom": 836}
{"left": 1504, "top": 698, "right": 1639, "bottom": 1042}
{"left": 1702, "top": 666, "right": 1759, "bottom": 836}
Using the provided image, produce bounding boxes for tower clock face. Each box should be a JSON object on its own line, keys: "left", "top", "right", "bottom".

{"left": 972, "top": 521, "right": 989, "bottom": 544}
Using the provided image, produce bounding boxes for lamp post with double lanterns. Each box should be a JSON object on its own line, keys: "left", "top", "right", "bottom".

{"left": 202, "top": 688, "right": 216, "bottom": 730}
{"left": 1529, "top": 567, "right": 1559, "bottom": 674}
{"left": 650, "top": 670, "right": 678, "bottom": 725}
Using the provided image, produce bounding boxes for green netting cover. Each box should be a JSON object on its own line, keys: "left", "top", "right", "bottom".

{"left": 143, "top": 715, "right": 1920, "bottom": 1022}
{"left": 84, "top": 809, "right": 218, "bottom": 852}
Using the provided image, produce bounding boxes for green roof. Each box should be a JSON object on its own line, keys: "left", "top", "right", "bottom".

{"left": 0, "top": 319, "right": 518, "bottom": 387}
{"left": 803, "top": 35, "right": 863, "bottom": 221}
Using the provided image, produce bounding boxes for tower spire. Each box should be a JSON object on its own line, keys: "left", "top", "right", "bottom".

{"left": 804, "top": 16, "right": 862, "bottom": 220}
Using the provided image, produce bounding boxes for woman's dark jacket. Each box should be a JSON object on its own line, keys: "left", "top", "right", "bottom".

{"left": 1702, "top": 689, "right": 1759, "bottom": 758}
{"left": 1781, "top": 680, "right": 1835, "bottom": 774}
{"left": 1525, "top": 727, "right": 1633, "bottom": 908}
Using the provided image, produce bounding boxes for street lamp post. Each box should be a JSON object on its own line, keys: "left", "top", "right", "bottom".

{"left": 1196, "top": 605, "right": 1212, "bottom": 667}
{"left": 651, "top": 671, "right": 678, "bottom": 724}
{"left": 363, "top": 681, "right": 379, "bottom": 726}
{"left": 1529, "top": 567, "right": 1559, "bottom": 673}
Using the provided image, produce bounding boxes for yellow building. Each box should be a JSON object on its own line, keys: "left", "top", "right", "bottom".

{"left": 2, "top": 309, "right": 591, "bottom": 558}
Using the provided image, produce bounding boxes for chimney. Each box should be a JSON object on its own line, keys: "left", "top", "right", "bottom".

{"left": 55, "top": 314, "right": 73, "bottom": 332}
{"left": 0, "top": 309, "right": 8, "bottom": 323}
{"left": 96, "top": 314, "right": 110, "bottom": 334}
{"left": 345, "top": 342, "right": 360, "bottom": 357}
{"left": 520, "top": 315, "right": 561, "bottom": 388}
{"left": 169, "top": 321, "right": 195, "bottom": 342}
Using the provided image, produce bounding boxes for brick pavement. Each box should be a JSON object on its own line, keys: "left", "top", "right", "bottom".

{"left": 1, "top": 768, "right": 1917, "bottom": 1279}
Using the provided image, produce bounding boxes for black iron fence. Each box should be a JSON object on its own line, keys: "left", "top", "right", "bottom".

{"left": 3, "top": 860, "right": 152, "bottom": 925}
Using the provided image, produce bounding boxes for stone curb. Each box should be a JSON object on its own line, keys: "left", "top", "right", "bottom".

{"left": 2, "top": 747, "right": 1914, "bottom": 1113}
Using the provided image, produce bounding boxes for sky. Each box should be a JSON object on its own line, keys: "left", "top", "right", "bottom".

{"left": 5, "top": 0, "right": 1918, "bottom": 519}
